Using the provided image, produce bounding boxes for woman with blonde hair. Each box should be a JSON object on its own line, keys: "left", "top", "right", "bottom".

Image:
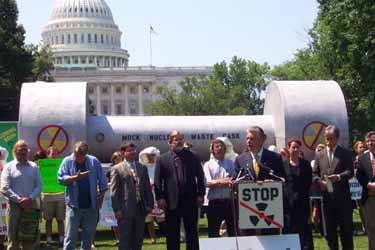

{"left": 354, "top": 141, "right": 365, "bottom": 161}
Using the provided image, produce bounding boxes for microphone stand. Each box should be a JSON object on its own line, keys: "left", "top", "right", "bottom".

{"left": 268, "top": 170, "right": 286, "bottom": 182}
{"left": 229, "top": 169, "right": 254, "bottom": 250}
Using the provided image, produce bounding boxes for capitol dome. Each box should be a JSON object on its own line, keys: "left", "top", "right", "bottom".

{"left": 48, "top": 0, "right": 114, "bottom": 22}
{"left": 42, "top": 0, "right": 129, "bottom": 69}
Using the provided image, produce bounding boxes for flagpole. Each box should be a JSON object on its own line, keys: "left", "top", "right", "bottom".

{"left": 149, "top": 25, "right": 153, "bottom": 66}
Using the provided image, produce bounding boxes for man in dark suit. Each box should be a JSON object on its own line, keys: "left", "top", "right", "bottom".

{"left": 356, "top": 131, "right": 375, "bottom": 250}
{"left": 233, "top": 126, "right": 286, "bottom": 235}
{"left": 233, "top": 126, "right": 285, "bottom": 182}
{"left": 154, "top": 130, "right": 205, "bottom": 250}
{"left": 313, "top": 125, "right": 354, "bottom": 250}
{"left": 110, "top": 142, "right": 154, "bottom": 250}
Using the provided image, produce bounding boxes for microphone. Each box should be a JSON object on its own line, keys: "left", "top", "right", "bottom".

{"left": 232, "top": 166, "right": 255, "bottom": 182}
{"left": 269, "top": 170, "right": 285, "bottom": 182}
{"left": 244, "top": 167, "right": 255, "bottom": 181}
{"left": 234, "top": 168, "right": 243, "bottom": 181}
{"left": 259, "top": 164, "right": 285, "bottom": 182}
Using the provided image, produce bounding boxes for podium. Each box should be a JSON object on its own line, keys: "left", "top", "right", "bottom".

{"left": 200, "top": 182, "right": 300, "bottom": 250}
{"left": 235, "top": 181, "right": 284, "bottom": 230}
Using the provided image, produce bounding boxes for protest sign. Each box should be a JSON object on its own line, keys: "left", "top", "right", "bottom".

{"left": 200, "top": 234, "right": 301, "bottom": 250}
{"left": 0, "top": 122, "right": 17, "bottom": 162}
{"left": 349, "top": 178, "right": 362, "bottom": 201}
{"left": 39, "top": 158, "right": 64, "bottom": 193}
{"left": 98, "top": 189, "right": 117, "bottom": 227}
{"left": 238, "top": 182, "right": 284, "bottom": 229}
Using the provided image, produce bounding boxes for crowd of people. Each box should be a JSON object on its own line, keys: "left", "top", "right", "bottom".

{"left": 0, "top": 125, "right": 373, "bottom": 250}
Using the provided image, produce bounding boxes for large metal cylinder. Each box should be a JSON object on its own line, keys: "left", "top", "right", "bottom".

{"left": 18, "top": 80, "right": 349, "bottom": 162}
{"left": 264, "top": 80, "right": 349, "bottom": 160}
{"left": 87, "top": 115, "right": 275, "bottom": 161}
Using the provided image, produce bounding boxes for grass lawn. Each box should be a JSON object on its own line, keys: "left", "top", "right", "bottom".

{"left": 36, "top": 210, "right": 368, "bottom": 250}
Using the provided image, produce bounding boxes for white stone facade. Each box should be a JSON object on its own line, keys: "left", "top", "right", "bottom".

{"left": 53, "top": 66, "right": 213, "bottom": 115}
{"left": 44, "top": 0, "right": 213, "bottom": 115}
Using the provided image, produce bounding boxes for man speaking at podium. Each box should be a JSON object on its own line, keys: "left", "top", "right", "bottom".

{"left": 233, "top": 126, "right": 285, "bottom": 184}
{"left": 233, "top": 126, "right": 286, "bottom": 235}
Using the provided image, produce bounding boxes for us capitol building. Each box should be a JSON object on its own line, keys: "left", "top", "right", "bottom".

{"left": 42, "top": 0, "right": 213, "bottom": 115}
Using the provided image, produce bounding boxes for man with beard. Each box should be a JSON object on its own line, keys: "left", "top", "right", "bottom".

{"left": 154, "top": 130, "right": 205, "bottom": 250}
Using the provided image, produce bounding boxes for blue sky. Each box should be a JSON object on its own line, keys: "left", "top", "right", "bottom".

{"left": 16, "top": 0, "right": 319, "bottom": 67}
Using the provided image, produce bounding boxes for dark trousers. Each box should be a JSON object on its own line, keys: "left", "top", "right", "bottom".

{"left": 289, "top": 200, "right": 314, "bottom": 250}
{"left": 207, "top": 199, "right": 234, "bottom": 237}
{"left": 291, "top": 218, "right": 314, "bottom": 250}
{"left": 323, "top": 198, "right": 353, "bottom": 250}
{"left": 117, "top": 205, "right": 145, "bottom": 250}
{"left": 165, "top": 197, "right": 199, "bottom": 250}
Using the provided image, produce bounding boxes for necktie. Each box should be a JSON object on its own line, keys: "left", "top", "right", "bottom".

{"left": 371, "top": 158, "right": 375, "bottom": 178}
{"left": 253, "top": 154, "right": 260, "bottom": 177}
{"left": 129, "top": 162, "right": 141, "bottom": 203}
{"left": 173, "top": 153, "right": 185, "bottom": 193}
{"left": 328, "top": 149, "right": 334, "bottom": 165}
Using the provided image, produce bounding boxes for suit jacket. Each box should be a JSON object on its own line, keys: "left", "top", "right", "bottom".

{"left": 154, "top": 148, "right": 205, "bottom": 210}
{"left": 233, "top": 148, "right": 286, "bottom": 181}
{"left": 110, "top": 161, "right": 154, "bottom": 218}
{"left": 233, "top": 148, "right": 287, "bottom": 235}
{"left": 285, "top": 159, "right": 312, "bottom": 223}
{"left": 356, "top": 151, "right": 374, "bottom": 203}
{"left": 313, "top": 145, "right": 353, "bottom": 201}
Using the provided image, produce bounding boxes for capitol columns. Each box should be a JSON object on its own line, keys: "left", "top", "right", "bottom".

{"left": 96, "top": 84, "right": 101, "bottom": 114}
{"left": 124, "top": 83, "right": 129, "bottom": 115}
{"left": 151, "top": 83, "right": 156, "bottom": 102}
{"left": 110, "top": 84, "right": 115, "bottom": 115}
{"left": 138, "top": 84, "right": 144, "bottom": 115}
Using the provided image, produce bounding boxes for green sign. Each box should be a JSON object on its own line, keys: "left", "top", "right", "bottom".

{"left": 0, "top": 122, "right": 18, "bottom": 162}
{"left": 17, "top": 209, "right": 41, "bottom": 241}
{"left": 38, "top": 158, "right": 65, "bottom": 193}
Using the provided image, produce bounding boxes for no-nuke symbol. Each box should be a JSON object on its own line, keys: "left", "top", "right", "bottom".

{"left": 238, "top": 182, "right": 284, "bottom": 229}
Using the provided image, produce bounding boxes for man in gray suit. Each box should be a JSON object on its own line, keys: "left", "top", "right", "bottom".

{"left": 313, "top": 125, "right": 354, "bottom": 250}
{"left": 110, "top": 142, "right": 154, "bottom": 250}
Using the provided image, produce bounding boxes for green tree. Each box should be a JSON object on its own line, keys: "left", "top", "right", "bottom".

{"left": 0, "top": 0, "right": 33, "bottom": 120}
{"left": 270, "top": 0, "right": 375, "bottom": 141}
{"left": 271, "top": 48, "right": 328, "bottom": 81}
{"left": 0, "top": 0, "right": 33, "bottom": 87}
{"left": 308, "top": 0, "right": 375, "bottom": 140}
{"left": 29, "top": 44, "right": 54, "bottom": 81}
{"left": 0, "top": 1, "right": 54, "bottom": 120}
{"left": 146, "top": 56, "right": 270, "bottom": 116}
